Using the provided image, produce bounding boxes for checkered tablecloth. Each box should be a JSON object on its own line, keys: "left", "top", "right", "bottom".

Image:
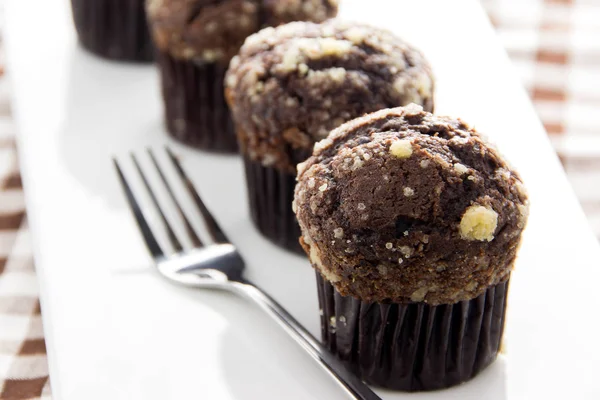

{"left": 483, "top": 0, "right": 600, "bottom": 237}
{"left": 1, "top": 0, "right": 599, "bottom": 398}
{"left": 0, "top": 66, "right": 52, "bottom": 398}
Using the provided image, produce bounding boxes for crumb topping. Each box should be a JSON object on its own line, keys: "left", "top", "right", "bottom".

{"left": 454, "top": 163, "right": 468, "bottom": 175}
{"left": 460, "top": 205, "right": 499, "bottom": 242}
{"left": 390, "top": 139, "right": 414, "bottom": 159}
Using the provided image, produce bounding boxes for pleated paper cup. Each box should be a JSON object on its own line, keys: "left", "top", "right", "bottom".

{"left": 316, "top": 272, "right": 509, "bottom": 391}
{"left": 157, "top": 50, "right": 237, "bottom": 152}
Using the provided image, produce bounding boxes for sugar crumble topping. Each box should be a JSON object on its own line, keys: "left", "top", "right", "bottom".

{"left": 399, "top": 246, "right": 413, "bottom": 258}
{"left": 465, "top": 281, "right": 478, "bottom": 292}
{"left": 460, "top": 205, "right": 498, "bottom": 242}
{"left": 402, "top": 103, "right": 424, "bottom": 115}
{"left": 454, "top": 163, "right": 468, "bottom": 175}
{"left": 345, "top": 26, "right": 369, "bottom": 44}
{"left": 410, "top": 286, "right": 428, "bottom": 302}
{"left": 277, "top": 37, "right": 352, "bottom": 73}
{"left": 390, "top": 139, "right": 413, "bottom": 159}
{"left": 306, "top": 235, "right": 341, "bottom": 282}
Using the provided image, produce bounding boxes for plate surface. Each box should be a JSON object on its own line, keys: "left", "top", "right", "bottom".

{"left": 5, "top": 0, "right": 600, "bottom": 398}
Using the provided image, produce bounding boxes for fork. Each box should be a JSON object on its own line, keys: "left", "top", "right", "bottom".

{"left": 113, "top": 147, "right": 381, "bottom": 400}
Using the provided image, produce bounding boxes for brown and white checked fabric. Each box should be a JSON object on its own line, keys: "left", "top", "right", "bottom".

{"left": 0, "top": 0, "right": 599, "bottom": 399}
{"left": 0, "top": 16, "right": 51, "bottom": 399}
{"left": 0, "top": 70, "right": 51, "bottom": 400}
{"left": 482, "top": 0, "right": 600, "bottom": 237}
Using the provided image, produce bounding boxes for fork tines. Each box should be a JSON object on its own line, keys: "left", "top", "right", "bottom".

{"left": 113, "top": 147, "right": 230, "bottom": 258}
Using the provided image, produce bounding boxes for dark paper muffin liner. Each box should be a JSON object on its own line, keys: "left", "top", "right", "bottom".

{"left": 244, "top": 158, "right": 303, "bottom": 253}
{"left": 157, "top": 50, "right": 237, "bottom": 152}
{"left": 316, "top": 273, "right": 509, "bottom": 391}
{"left": 70, "top": 0, "right": 153, "bottom": 62}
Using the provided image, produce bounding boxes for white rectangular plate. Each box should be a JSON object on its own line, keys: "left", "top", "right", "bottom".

{"left": 6, "top": 0, "right": 600, "bottom": 398}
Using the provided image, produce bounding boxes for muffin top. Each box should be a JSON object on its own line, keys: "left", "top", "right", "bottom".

{"left": 294, "top": 105, "right": 529, "bottom": 305}
{"left": 146, "top": 0, "right": 339, "bottom": 64}
{"left": 225, "top": 20, "right": 434, "bottom": 173}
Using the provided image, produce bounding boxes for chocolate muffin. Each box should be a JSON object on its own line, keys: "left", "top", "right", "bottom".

{"left": 294, "top": 105, "right": 529, "bottom": 391}
{"left": 146, "top": 0, "right": 338, "bottom": 151}
{"left": 225, "top": 20, "right": 434, "bottom": 253}
{"left": 71, "top": 0, "right": 153, "bottom": 62}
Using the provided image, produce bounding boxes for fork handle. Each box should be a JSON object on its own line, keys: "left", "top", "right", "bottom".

{"left": 234, "top": 282, "right": 381, "bottom": 400}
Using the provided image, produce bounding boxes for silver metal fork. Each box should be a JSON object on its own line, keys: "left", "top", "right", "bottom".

{"left": 113, "top": 147, "right": 381, "bottom": 400}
